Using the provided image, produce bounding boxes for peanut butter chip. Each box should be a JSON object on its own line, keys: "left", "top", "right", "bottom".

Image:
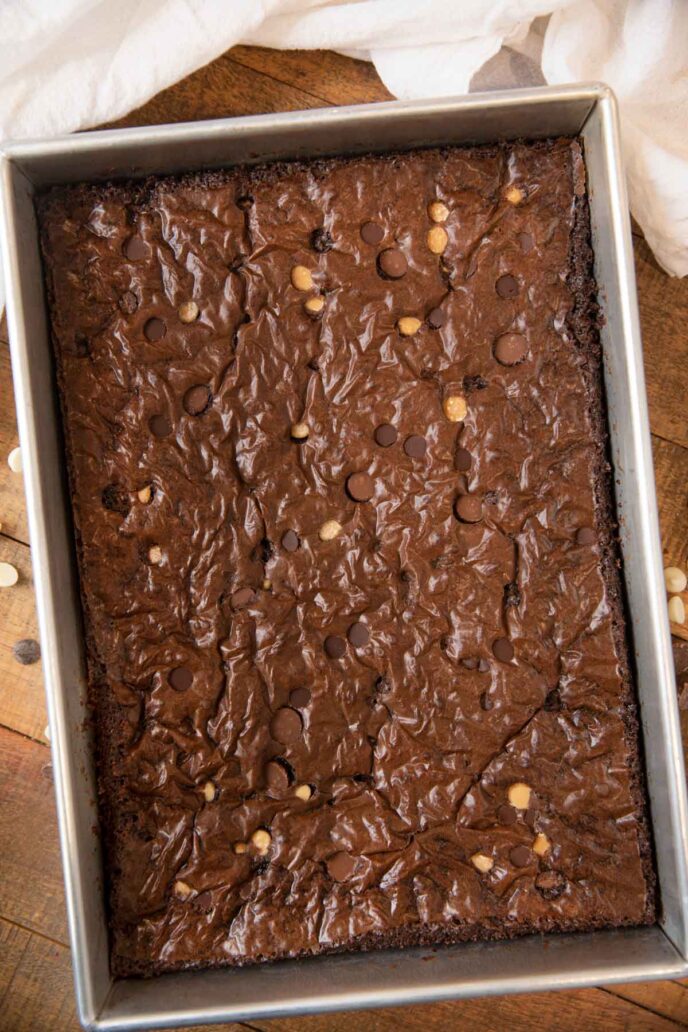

{"left": 0, "top": 562, "right": 19, "bottom": 588}
{"left": 147, "top": 545, "right": 162, "bottom": 565}
{"left": 137, "top": 485, "right": 152, "bottom": 504}
{"left": 505, "top": 185, "right": 525, "bottom": 205}
{"left": 470, "top": 852, "right": 494, "bottom": 873}
{"left": 665, "top": 566, "right": 688, "bottom": 594}
{"left": 319, "top": 519, "right": 343, "bottom": 541}
{"left": 428, "top": 200, "right": 450, "bottom": 223}
{"left": 533, "top": 832, "right": 551, "bottom": 856}
{"left": 234, "top": 842, "right": 247, "bottom": 855}
{"left": 669, "top": 596, "right": 686, "bottom": 625}
{"left": 443, "top": 395, "right": 467, "bottom": 422}
{"left": 174, "top": 880, "right": 192, "bottom": 899}
{"left": 294, "top": 784, "right": 312, "bottom": 801}
{"left": 291, "top": 421, "right": 309, "bottom": 440}
{"left": 507, "top": 782, "right": 532, "bottom": 810}
{"left": 202, "top": 780, "right": 216, "bottom": 802}
{"left": 178, "top": 300, "right": 199, "bottom": 323}
{"left": 251, "top": 828, "right": 272, "bottom": 855}
{"left": 8, "top": 446, "right": 22, "bottom": 473}
{"left": 304, "top": 296, "right": 324, "bottom": 316}
{"left": 427, "top": 226, "right": 448, "bottom": 255}
{"left": 397, "top": 316, "right": 422, "bottom": 337}
{"left": 291, "top": 265, "right": 314, "bottom": 291}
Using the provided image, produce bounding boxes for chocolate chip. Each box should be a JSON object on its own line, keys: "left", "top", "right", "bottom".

{"left": 427, "top": 307, "right": 445, "bottom": 328}
{"left": 168, "top": 667, "right": 193, "bottom": 691}
{"left": 143, "top": 317, "right": 166, "bottom": 341}
{"left": 12, "top": 638, "right": 40, "bottom": 665}
{"left": 404, "top": 435, "right": 427, "bottom": 459}
{"left": 497, "top": 804, "right": 517, "bottom": 826}
{"left": 123, "top": 235, "right": 147, "bottom": 260}
{"left": 454, "top": 494, "right": 483, "bottom": 523}
{"left": 377, "top": 248, "right": 407, "bottom": 279}
{"left": 492, "top": 637, "right": 514, "bottom": 663}
{"left": 327, "top": 851, "right": 358, "bottom": 881}
{"left": 270, "top": 707, "right": 302, "bottom": 743}
{"left": 290, "top": 687, "right": 311, "bottom": 708}
{"left": 265, "top": 760, "right": 290, "bottom": 795}
{"left": 346, "top": 472, "right": 375, "bottom": 502}
{"left": 535, "top": 870, "right": 567, "bottom": 899}
{"left": 510, "top": 845, "right": 532, "bottom": 868}
{"left": 478, "top": 659, "right": 491, "bottom": 673}
{"left": 101, "top": 483, "right": 130, "bottom": 515}
{"left": 495, "top": 274, "right": 519, "bottom": 299}
{"left": 347, "top": 622, "right": 369, "bottom": 648}
{"left": 236, "top": 195, "right": 253, "bottom": 211}
{"left": 517, "top": 231, "right": 534, "bottom": 254}
{"left": 454, "top": 447, "right": 472, "bottom": 472}
{"left": 183, "top": 384, "right": 212, "bottom": 416}
{"left": 374, "top": 423, "right": 397, "bottom": 448}
{"left": 479, "top": 691, "right": 493, "bottom": 709}
{"left": 324, "top": 635, "right": 346, "bottom": 659}
{"left": 118, "top": 290, "right": 138, "bottom": 314}
{"left": 576, "top": 526, "right": 596, "bottom": 545}
{"left": 360, "top": 221, "right": 384, "bottom": 246}
{"left": 462, "top": 657, "right": 478, "bottom": 670}
{"left": 463, "top": 375, "right": 488, "bottom": 392}
{"left": 149, "top": 414, "right": 172, "bottom": 438}
{"left": 544, "top": 688, "right": 562, "bottom": 712}
{"left": 231, "top": 587, "right": 255, "bottom": 609}
{"left": 504, "top": 581, "right": 521, "bottom": 607}
{"left": 494, "top": 333, "right": 527, "bottom": 366}
{"left": 281, "top": 529, "right": 300, "bottom": 552}
{"left": 311, "top": 227, "right": 333, "bottom": 253}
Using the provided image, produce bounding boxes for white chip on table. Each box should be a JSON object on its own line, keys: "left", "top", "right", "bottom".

{"left": 8, "top": 446, "right": 22, "bottom": 473}
{"left": 0, "top": 561, "right": 19, "bottom": 587}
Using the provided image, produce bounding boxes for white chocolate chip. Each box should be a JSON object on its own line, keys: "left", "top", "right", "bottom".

{"left": 44, "top": 724, "right": 51, "bottom": 741}
{"left": 178, "top": 300, "right": 199, "bottom": 324}
{"left": 304, "top": 296, "right": 324, "bottom": 315}
{"left": 147, "top": 545, "right": 162, "bottom": 565}
{"left": 173, "top": 879, "right": 192, "bottom": 899}
{"left": 8, "top": 446, "right": 22, "bottom": 474}
{"left": 319, "top": 519, "right": 343, "bottom": 542}
{"left": 0, "top": 562, "right": 19, "bottom": 587}
{"left": 427, "top": 226, "right": 448, "bottom": 255}
{"left": 234, "top": 842, "right": 248, "bottom": 855}
{"left": 443, "top": 395, "right": 467, "bottom": 423}
{"left": 137, "top": 485, "right": 152, "bottom": 504}
{"left": 294, "top": 784, "right": 312, "bottom": 801}
{"left": 262, "top": 578, "right": 272, "bottom": 590}
{"left": 505, "top": 185, "right": 525, "bottom": 205}
{"left": 202, "top": 780, "right": 216, "bottom": 802}
{"left": 291, "top": 265, "right": 314, "bottom": 292}
{"left": 428, "top": 201, "right": 449, "bottom": 223}
{"left": 664, "top": 566, "right": 687, "bottom": 594}
{"left": 669, "top": 595, "right": 686, "bottom": 626}
{"left": 397, "top": 316, "right": 422, "bottom": 337}
{"left": 532, "top": 832, "right": 551, "bottom": 856}
{"left": 507, "top": 782, "right": 532, "bottom": 810}
{"left": 251, "top": 828, "right": 272, "bottom": 856}
{"left": 470, "top": 852, "right": 494, "bottom": 873}
{"left": 291, "top": 422, "right": 309, "bottom": 440}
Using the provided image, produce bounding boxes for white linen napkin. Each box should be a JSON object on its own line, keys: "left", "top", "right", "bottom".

{"left": 0, "top": 0, "right": 686, "bottom": 276}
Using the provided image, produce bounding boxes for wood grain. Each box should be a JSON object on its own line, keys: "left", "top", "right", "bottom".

{"left": 606, "top": 980, "right": 688, "bottom": 1025}
{"left": 0, "top": 919, "right": 78, "bottom": 1032}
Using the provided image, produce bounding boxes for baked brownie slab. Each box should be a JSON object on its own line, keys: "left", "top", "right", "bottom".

{"left": 38, "top": 139, "right": 655, "bottom": 977}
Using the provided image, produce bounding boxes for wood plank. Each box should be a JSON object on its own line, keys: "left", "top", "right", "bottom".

{"left": 229, "top": 45, "right": 393, "bottom": 106}
{"left": 0, "top": 918, "right": 78, "bottom": 1032}
{"left": 0, "top": 536, "right": 46, "bottom": 743}
{"left": 606, "top": 980, "right": 688, "bottom": 1025}
{"left": 0, "top": 344, "right": 30, "bottom": 546}
{"left": 635, "top": 234, "right": 688, "bottom": 452}
{"left": 0, "top": 726, "right": 67, "bottom": 943}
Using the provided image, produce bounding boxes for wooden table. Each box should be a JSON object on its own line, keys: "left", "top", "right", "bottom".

{"left": 1, "top": 47, "right": 687, "bottom": 1032}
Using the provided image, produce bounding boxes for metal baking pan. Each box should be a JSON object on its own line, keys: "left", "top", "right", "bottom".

{"left": 1, "top": 83, "right": 687, "bottom": 1031}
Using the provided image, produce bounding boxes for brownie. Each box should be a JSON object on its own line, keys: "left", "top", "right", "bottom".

{"left": 37, "top": 138, "right": 655, "bottom": 978}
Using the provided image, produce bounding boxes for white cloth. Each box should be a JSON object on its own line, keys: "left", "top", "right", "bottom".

{"left": 0, "top": 0, "right": 686, "bottom": 276}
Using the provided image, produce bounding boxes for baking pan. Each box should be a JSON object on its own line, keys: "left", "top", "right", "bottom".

{"left": 1, "top": 83, "right": 687, "bottom": 1031}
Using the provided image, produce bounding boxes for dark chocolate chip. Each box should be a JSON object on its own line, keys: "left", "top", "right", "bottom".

{"left": 123, "top": 235, "right": 147, "bottom": 260}
{"left": 231, "top": 587, "right": 255, "bottom": 609}
{"left": 494, "top": 332, "right": 527, "bottom": 366}
{"left": 360, "top": 221, "right": 384, "bottom": 246}
{"left": 310, "top": 227, "right": 333, "bottom": 253}
{"left": 41, "top": 762, "right": 53, "bottom": 782}
{"left": 427, "top": 307, "right": 445, "bottom": 328}
{"left": 454, "top": 494, "right": 483, "bottom": 523}
{"left": 12, "top": 638, "right": 41, "bottom": 666}
{"left": 504, "top": 581, "right": 521, "bottom": 607}
{"left": 404, "top": 434, "right": 427, "bottom": 459}
{"left": 377, "top": 248, "right": 408, "bottom": 279}
{"left": 236, "top": 195, "right": 254, "bottom": 210}
{"left": 118, "top": 290, "right": 138, "bottom": 314}
{"left": 535, "top": 870, "right": 567, "bottom": 899}
{"left": 149, "top": 414, "right": 172, "bottom": 438}
{"left": 346, "top": 472, "right": 375, "bottom": 502}
{"left": 374, "top": 423, "right": 397, "bottom": 448}
{"left": 183, "top": 384, "right": 212, "bottom": 416}
{"left": 290, "top": 686, "right": 311, "bottom": 708}
{"left": 576, "top": 526, "right": 596, "bottom": 545}
{"left": 544, "top": 688, "right": 562, "bottom": 712}
{"left": 463, "top": 374, "right": 488, "bottom": 392}
{"left": 270, "top": 707, "right": 303, "bottom": 743}
{"left": 510, "top": 845, "right": 532, "bottom": 868}
{"left": 497, "top": 804, "right": 517, "bottom": 826}
{"left": 281, "top": 529, "right": 300, "bottom": 553}
{"left": 478, "top": 658, "right": 491, "bottom": 673}
{"left": 327, "top": 851, "right": 358, "bottom": 881}
{"left": 101, "top": 483, "right": 130, "bottom": 515}
{"left": 348, "top": 621, "right": 370, "bottom": 648}
{"left": 265, "top": 760, "right": 290, "bottom": 795}
{"left": 454, "top": 447, "right": 472, "bottom": 472}
{"left": 479, "top": 691, "right": 493, "bottom": 709}
{"left": 495, "top": 274, "right": 519, "bottom": 299}
{"left": 517, "top": 231, "right": 534, "bottom": 254}
{"left": 168, "top": 667, "right": 193, "bottom": 691}
{"left": 143, "top": 317, "right": 166, "bottom": 342}
{"left": 324, "top": 635, "right": 346, "bottom": 659}
{"left": 492, "top": 637, "right": 514, "bottom": 663}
